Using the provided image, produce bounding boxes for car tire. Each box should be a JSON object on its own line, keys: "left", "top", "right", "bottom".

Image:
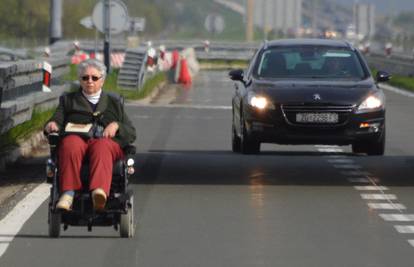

{"left": 232, "top": 124, "right": 241, "bottom": 153}
{"left": 352, "top": 129, "right": 385, "bottom": 156}
{"left": 240, "top": 112, "right": 260, "bottom": 154}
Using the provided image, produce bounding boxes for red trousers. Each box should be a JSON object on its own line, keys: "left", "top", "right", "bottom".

{"left": 58, "top": 135, "right": 124, "bottom": 195}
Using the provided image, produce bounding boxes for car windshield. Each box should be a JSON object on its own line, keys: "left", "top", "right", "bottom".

{"left": 255, "top": 46, "right": 367, "bottom": 80}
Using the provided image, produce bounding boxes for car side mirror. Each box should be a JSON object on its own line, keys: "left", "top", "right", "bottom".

{"left": 229, "top": 69, "right": 244, "bottom": 82}
{"left": 376, "top": 71, "right": 391, "bottom": 83}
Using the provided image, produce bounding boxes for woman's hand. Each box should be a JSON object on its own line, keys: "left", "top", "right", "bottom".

{"left": 103, "top": 122, "right": 119, "bottom": 138}
{"left": 45, "top": 121, "right": 59, "bottom": 133}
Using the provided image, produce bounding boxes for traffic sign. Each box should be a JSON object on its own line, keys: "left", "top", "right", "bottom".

{"left": 125, "top": 17, "right": 146, "bottom": 32}
{"left": 80, "top": 16, "right": 94, "bottom": 29}
{"left": 204, "top": 14, "right": 225, "bottom": 34}
{"left": 92, "top": 0, "right": 129, "bottom": 35}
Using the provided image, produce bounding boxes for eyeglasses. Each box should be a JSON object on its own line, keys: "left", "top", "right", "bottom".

{"left": 81, "top": 75, "right": 102, "bottom": 82}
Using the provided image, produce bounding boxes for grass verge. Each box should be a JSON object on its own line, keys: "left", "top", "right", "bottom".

{"left": 198, "top": 59, "right": 248, "bottom": 70}
{"left": 387, "top": 74, "right": 414, "bottom": 91}
{"left": 0, "top": 109, "right": 54, "bottom": 151}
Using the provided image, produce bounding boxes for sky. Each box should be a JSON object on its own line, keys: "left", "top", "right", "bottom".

{"left": 331, "top": 0, "right": 414, "bottom": 15}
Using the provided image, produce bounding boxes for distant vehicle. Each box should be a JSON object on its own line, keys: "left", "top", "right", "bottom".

{"left": 229, "top": 38, "right": 390, "bottom": 155}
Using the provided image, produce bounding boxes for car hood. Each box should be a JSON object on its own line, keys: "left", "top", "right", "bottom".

{"left": 252, "top": 79, "right": 378, "bottom": 106}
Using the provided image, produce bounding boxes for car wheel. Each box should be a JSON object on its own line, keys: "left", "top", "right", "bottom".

{"left": 240, "top": 112, "right": 260, "bottom": 154}
{"left": 352, "top": 129, "right": 385, "bottom": 156}
{"left": 232, "top": 113, "right": 241, "bottom": 153}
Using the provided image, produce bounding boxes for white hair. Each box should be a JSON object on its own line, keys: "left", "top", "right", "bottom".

{"left": 77, "top": 59, "right": 107, "bottom": 79}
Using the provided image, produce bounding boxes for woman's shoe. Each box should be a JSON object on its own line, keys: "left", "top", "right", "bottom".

{"left": 56, "top": 194, "right": 73, "bottom": 211}
{"left": 92, "top": 188, "right": 107, "bottom": 211}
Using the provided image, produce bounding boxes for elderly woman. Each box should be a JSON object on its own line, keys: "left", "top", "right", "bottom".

{"left": 44, "top": 59, "right": 136, "bottom": 211}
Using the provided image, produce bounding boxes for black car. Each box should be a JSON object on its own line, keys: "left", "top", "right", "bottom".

{"left": 229, "top": 39, "right": 390, "bottom": 155}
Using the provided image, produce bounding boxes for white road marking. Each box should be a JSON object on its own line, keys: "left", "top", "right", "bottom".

{"left": 380, "top": 214, "right": 414, "bottom": 222}
{"left": 408, "top": 240, "right": 414, "bottom": 247}
{"left": 380, "top": 83, "right": 414, "bottom": 98}
{"left": 361, "top": 194, "right": 397, "bottom": 200}
{"left": 0, "top": 183, "right": 49, "bottom": 258}
{"left": 354, "top": 186, "right": 389, "bottom": 191}
{"left": 394, "top": 225, "right": 414, "bottom": 234}
{"left": 367, "top": 203, "right": 406, "bottom": 210}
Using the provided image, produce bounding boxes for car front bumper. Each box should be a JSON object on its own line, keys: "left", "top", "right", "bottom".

{"left": 244, "top": 105, "right": 385, "bottom": 145}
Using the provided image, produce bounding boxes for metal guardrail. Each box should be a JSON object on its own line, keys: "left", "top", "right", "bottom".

{"left": 365, "top": 52, "right": 414, "bottom": 77}
{"left": 0, "top": 56, "right": 71, "bottom": 135}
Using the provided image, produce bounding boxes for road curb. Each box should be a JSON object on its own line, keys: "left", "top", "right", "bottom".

{"left": 0, "top": 131, "right": 46, "bottom": 172}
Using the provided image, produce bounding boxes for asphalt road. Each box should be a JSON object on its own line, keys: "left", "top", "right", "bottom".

{"left": 1, "top": 70, "right": 414, "bottom": 267}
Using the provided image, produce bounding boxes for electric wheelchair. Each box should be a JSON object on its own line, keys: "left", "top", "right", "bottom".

{"left": 46, "top": 132, "right": 136, "bottom": 238}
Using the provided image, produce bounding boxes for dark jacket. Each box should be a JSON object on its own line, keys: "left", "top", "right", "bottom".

{"left": 47, "top": 89, "right": 136, "bottom": 148}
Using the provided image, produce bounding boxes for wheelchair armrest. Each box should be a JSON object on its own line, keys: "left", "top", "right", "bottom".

{"left": 47, "top": 132, "right": 60, "bottom": 146}
{"left": 123, "top": 144, "right": 136, "bottom": 156}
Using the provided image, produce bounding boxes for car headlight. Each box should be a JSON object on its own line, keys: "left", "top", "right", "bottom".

{"left": 357, "top": 91, "right": 385, "bottom": 112}
{"left": 247, "top": 92, "right": 275, "bottom": 110}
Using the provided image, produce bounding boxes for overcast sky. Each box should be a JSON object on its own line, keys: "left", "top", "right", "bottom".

{"left": 331, "top": 0, "right": 414, "bottom": 15}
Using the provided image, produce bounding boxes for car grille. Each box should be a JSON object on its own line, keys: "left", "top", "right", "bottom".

{"left": 281, "top": 104, "right": 355, "bottom": 127}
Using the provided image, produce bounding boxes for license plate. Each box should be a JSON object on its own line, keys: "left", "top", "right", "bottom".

{"left": 296, "top": 113, "right": 338, "bottom": 123}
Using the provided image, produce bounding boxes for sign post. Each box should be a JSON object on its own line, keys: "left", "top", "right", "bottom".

{"left": 92, "top": 0, "right": 128, "bottom": 73}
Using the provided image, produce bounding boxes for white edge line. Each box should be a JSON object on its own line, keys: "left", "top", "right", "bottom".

{"left": 380, "top": 84, "right": 414, "bottom": 98}
{"left": 0, "top": 183, "right": 49, "bottom": 258}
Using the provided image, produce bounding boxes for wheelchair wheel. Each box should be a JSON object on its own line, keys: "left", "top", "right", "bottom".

{"left": 120, "top": 196, "right": 134, "bottom": 238}
{"left": 48, "top": 209, "right": 61, "bottom": 238}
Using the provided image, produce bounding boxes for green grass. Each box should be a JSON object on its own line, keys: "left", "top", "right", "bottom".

{"left": 387, "top": 74, "right": 414, "bottom": 91}
{"left": 0, "top": 109, "right": 55, "bottom": 151}
{"left": 104, "top": 71, "right": 167, "bottom": 99}
{"left": 198, "top": 59, "right": 248, "bottom": 70}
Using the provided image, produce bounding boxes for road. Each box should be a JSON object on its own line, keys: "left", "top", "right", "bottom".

{"left": 1, "top": 70, "right": 414, "bottom": 267}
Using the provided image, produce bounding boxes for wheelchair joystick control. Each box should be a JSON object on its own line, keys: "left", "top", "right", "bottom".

{"left": 127, "top": 158, "right": 135, "bottom": 175}
{"left": 46, "top": 159, "right": 55, "bottom": 178}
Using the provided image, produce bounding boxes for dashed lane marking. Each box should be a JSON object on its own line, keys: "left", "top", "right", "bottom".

{"left": 380, "top": 214, "right": 414, "bottom": 222}
{"left": 354, "top": 186, "right": 389, "bottom": 191}
{"left": 395, "top": 225, "right": 414, "bottom": 234}
{"left": 367, "top": 203, "right": 406, "bottom": 210}
{"left": 361, "top": 194, "right": 397, "bottom": 200}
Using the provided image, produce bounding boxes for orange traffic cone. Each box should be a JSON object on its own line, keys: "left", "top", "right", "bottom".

{"left": 178, "top": 58, "right": 192, "bottom": 86}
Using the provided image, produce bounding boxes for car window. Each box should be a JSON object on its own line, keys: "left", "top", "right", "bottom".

{"left": 256, "top": 46, "right": 367, "bottom": 80}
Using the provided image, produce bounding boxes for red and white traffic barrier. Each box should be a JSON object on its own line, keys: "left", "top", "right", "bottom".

{"left": 42, "top": 61, "right": 52, "bottom": 92}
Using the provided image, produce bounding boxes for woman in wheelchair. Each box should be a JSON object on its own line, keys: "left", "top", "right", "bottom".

{"left": 44, "top": 59, "right": 136, "bottom": 212}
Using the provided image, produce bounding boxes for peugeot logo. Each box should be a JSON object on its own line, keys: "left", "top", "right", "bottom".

{"left": 313, "top": 94, "right": 321, "bottom": 101}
